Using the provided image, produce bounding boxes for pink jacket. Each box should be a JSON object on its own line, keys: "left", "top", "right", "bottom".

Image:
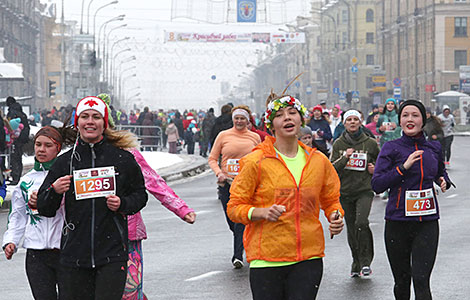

{"left": 128, "top": 149, "right": 195, "bottom": 241}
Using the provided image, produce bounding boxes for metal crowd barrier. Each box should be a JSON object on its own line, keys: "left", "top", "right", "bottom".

{"left": 115, "top": 124, "right": 164, "bottom": 151}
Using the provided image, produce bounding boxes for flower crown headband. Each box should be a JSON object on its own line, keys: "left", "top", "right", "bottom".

{"left": 264, "top": 96, "right": 309, "bottom": 129}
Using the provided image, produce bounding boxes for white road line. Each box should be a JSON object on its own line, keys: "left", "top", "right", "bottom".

{"left": 446, "top": 194, "right": 458, "bottom": 199}
{"left": 185, "top": 271, "right": 223, "bottom": 282}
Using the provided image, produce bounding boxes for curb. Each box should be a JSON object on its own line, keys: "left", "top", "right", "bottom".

{"left": 0, "top": 155, "right": 209, "bottom": 211}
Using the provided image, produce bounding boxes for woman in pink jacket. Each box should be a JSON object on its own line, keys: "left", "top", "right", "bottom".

{"left": 123, "top": 149, "right": 196, "bottom": 300}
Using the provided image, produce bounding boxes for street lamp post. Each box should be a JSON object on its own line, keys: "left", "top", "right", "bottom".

{"left": 109, "top": 48, "right": 130, "bottom": 90}
{"left": 97, "top": 15, "right": 125, "bottom": 63}
{"left": 93, "top": 1, "right": 119, "bottom": 50}
{"left": 86, "top": 0, "right": 96, "bottom": 34}
{"left": 105, "top": 24, "right": 128, "bottom": 81}
{"left": 121, "top": 73, "right": 137, "bottom": 106}
{"left": 117, "top": 64, "right": 136, "bottom": 101}
{"left": 114, "top": 56, "right": 136, "bottom": 101}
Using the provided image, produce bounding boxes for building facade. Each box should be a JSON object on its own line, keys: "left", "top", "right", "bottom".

{"left": 319, "top": 0, "right": 378, "bottom": 112}
{"left": 377, "top": 0, "right": 470, "bottom": 107}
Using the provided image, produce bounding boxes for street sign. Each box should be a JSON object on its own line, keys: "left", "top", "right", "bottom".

{"left": 393, "top": 77, "right": 401, "bottom": 87}
{"left": 306, "top": 85, "right": 312, "bottom": 95}
{"left": 351, "top": 65, "right": 358, "bottom": 73}
{"left": 352, "top": 91, "right": 359, "bottom": 98}
{"left": 339, "top": 93, "right": 346, "bottom": 100}
{"left": 333, "top": 80, "right": 340, "bottom": 88}
{"left": 333, "top": 87, "right": 340, "bottom": 94}
{"left": 351, "top": 57, "right": 358, "bottom": 64}
{"left": 372, "top": 75, "right": 386, "bottom": 83}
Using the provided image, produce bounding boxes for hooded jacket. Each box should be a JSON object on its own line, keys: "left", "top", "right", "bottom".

{"left": 227, "top": 136, "right": 343, "bottom": 263}
{"left": 376, "top": 110, "right": 401, "bottom": 146}
{"left": 371, "top": 134, "right": 451, "bottom": 222}
{"left": 37, "top": 137, "right": 148, "bottom": 268}
{"left": 3, "top": 160, "right": 64, "bottom": 251}
{"left": 330, "top": 130, "right": 380, "bottom": 197}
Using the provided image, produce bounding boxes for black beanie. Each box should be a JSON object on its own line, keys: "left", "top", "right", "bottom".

{"left": 6, "top": 96, "right": 16, "bottom": 106}
{"left": 398, "top": 99, "right": 426, "bottom": 127}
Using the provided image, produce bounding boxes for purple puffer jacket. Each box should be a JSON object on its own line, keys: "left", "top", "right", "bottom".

{"left": 128, "top": 149, "right": 195, "bottom": 241}
{"left": 371, "top": 133, "right": 451, "bottom": 222}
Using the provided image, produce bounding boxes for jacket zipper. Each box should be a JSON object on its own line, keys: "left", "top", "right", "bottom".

{"left": 90, "top": 143, "right": 96, "bottom": 268}
{"left": 271, "top": 148, "right": 312, "bottom": 261}
{"left": 415, "top": 142, "right": 424, "bottom": 221}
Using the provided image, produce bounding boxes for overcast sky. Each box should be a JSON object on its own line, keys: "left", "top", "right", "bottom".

{"left": 44, "top": 0, "right": 309, "bottom": 111}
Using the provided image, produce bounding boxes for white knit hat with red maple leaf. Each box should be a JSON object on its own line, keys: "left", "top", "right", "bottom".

{"left": 74, "top": 96, "right": 109, "bottom": 129}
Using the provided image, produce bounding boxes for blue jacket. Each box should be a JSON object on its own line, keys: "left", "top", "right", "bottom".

{"left": 308, "top": 118, "right": 332, "bottom": 149}
{"left": 371, "top": 134, "right": 451, "bottom": 222}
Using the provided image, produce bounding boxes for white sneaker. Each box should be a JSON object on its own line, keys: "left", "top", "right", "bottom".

{"left": 232, "top": 258, "right": 244, "bottom": 269}
{"left": 361, "top": 266, "right": 372, "bottom": 276}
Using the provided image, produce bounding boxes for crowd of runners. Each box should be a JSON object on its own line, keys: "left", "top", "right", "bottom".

{"left": 1, "top": 89, "right": 457, "bottom": 300}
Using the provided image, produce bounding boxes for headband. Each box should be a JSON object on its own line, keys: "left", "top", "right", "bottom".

{"left": 343, "top": 110, "right": 361, "bottom": 123}
{"left": 232, "top": 108, "right": 250, "bottom": 121}
{"left": 34, "top": 126, "right": 63, "bottom": 152}
{"left": 264, "top": 96, "right": 309, "bottom": 129}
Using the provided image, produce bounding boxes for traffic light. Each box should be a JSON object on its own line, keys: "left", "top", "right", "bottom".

{"left": 48, "top": 80, "right": 56, "bottom": 97}
{"left": 89, "top": 50, "right": 96, "bottom": 67}
{"left": 346, "top": 91, "right": 352, "bottom": 103}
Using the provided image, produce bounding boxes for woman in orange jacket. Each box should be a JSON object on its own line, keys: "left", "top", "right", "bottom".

{"left": 227, "top": 94, "right": 344, "bottom": 300}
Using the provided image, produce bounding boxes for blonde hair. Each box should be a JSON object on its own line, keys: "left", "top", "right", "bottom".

{"left": 231, "top": 105, "right": 251, "bottom": 116}
{"left": 104, "top": 128, "right": 139, "bottom": 149}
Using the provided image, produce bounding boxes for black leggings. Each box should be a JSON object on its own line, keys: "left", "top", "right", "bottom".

{"left": 442, "top": 135, "right": 453, "bottom": 162}
{"left": 25, "top": 249, "right": 64, "bottom": 300}
{"left": 61, "top": 261, "right": 127, "bottom": 300}
{"left": 218, "top": 183, "right": 245, "bottom": 262}
{"left": 384, "top": 220, "right": 439, "bottom": 300}
{"left": 250, "top": 259, "right": 323, "bottom": 300}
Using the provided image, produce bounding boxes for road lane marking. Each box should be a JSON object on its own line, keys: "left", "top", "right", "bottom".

{"left": 185, "top": 271, "right": 223, "bottom": 282}
{"left": 446, "top": 194, "right": 458, "bottom": 199}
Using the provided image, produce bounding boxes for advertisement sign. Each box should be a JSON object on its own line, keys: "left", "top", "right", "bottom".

{"left": 237, "top": 0, "right": 256, "bottom": 23}
{"left": 164, "top": 31, "right": 305, "bottom": 44}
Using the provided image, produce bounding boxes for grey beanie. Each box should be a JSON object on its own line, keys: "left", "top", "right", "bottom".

{"left": 299, "top": 126, "right": 313, "bottom": 136}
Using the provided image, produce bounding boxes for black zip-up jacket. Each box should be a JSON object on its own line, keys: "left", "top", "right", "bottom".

{"left": 37, "top": 137, "right": 148, "bottom": 268}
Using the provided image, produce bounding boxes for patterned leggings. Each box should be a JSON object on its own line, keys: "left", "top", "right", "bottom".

{"left": 122, "top": 240, "right": 147, "bottom": 300}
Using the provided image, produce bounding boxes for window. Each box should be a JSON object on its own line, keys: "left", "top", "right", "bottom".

{"left": 455, "top": 50, "right": 467, "bottom": 69}
{"left": 366, "top": 32, "right": 374, "bottom": 44}
{"left": 455, "top": 0, "right": 467, "bottom": 3}
{"left": 342, "top": 10, "right": 348, "bottom": 24}
{"left": 455, "top": 17, "right": 467, "bottom": 37}
{"left": 366, "top": 9, "right": 374, "bottom": 23}
{"left": 366, "top": 55, "right": 374, "bottom": 65}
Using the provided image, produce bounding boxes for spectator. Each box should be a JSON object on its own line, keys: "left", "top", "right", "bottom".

{"left": 210, "top": 104, "right": 233, "bottom": 147}
{"left": 201, "top": 108, "right": 216, "bottom": 156}
{"left": 6, "top": 96, "right": 30, "bottom": 185}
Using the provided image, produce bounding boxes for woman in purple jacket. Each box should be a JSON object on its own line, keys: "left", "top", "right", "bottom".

{"left": 372, "top": 100, "right": 453, "bottom": 300}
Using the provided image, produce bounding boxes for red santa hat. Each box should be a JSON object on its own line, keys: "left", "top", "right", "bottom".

{"left": 74, "top": 96, "right": 109, "bottom": 129}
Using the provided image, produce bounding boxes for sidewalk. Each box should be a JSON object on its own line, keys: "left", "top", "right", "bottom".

{"left": 1, "top": 151, "right": 208, "bottom": 210}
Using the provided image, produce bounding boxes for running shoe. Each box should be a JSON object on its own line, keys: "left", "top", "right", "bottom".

{"left": 232, "top": 258, "right": 244, "bottom": 269}
{"left": 361, "top": 266, "right": 372, "bottom": 276}
{"left": 350, "top": 271, "right": 361, "bottom": 278}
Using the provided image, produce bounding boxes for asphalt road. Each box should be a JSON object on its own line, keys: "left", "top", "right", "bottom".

{"left": 1, "top": 136, "right": 469, "bottom": 299}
